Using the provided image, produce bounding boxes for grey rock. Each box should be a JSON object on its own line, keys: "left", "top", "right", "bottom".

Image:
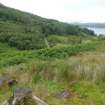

{"left": 13, "top": 88, "right": 32, "bottom": 98}
{"left": 8, "top": 87, "right": 49, "bottom": 105}
{"left": 55, "top": 90, "right": 71, "bottom": 99}
{"left": 0, "top": 79, "right": 3, "bottom": 87}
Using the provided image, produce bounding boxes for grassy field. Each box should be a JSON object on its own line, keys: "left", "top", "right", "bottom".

{"left": 1, "top": 51, "right": 105, "bottom": 105}
{"left": 0, "top": 36, "right": 105, "bottom": 105}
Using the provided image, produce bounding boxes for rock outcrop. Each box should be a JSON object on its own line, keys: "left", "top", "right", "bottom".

{"left": 55, "top": 90, "right": 71, "bottom": 100}
{"left": 0, "top": 75, "right": 48, "bottom": 105}
{"left": 2, "top": 88, "right": 49, "bottom": 105}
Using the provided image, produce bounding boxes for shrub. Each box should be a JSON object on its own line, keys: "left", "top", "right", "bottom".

{"left": 36, "top": 43, "right": 96, "bottom": 59}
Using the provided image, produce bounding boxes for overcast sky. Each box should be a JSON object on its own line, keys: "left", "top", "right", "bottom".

{"left": 0, "top": 0, "right": 105, "bottom": 23}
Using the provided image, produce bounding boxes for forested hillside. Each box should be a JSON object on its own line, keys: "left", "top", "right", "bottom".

{"left": 0, "top": 3, "right": 95, "bottom": 50}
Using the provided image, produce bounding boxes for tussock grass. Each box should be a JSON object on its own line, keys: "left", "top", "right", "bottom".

{"left": 1, "top": 37, "right": 105, "bottom": 104}
{"left": 1, "top": 51, "right": 105, "bottom": 85}
{"left": 1, "top": 51, "right": 105, "bottom": 104}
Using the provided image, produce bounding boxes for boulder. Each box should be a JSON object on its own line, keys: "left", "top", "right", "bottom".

{"left": 13, "top": 88, "right": 32, "bottom": 99}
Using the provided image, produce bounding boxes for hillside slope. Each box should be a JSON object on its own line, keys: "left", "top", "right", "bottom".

{"left": 0, "top": 3, "right": 95, "bottom": 50}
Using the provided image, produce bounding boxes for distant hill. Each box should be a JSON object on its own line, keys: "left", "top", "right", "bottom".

{"left": 74, "top": 23, "right": 105, "bottom": 28}
{"left": 0, "top": 3, "right": 95, "bottom": 50}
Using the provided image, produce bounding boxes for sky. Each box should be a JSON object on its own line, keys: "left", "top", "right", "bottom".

{"left": 0, "top": 0, "right": 105, "bottom": 23}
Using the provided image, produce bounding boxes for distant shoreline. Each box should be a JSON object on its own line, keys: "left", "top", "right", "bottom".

{"left": 76, "top": 23, "right": 105, "bottom": 29}
{"left": 73, "top": 23, "right": 105, "bottom": 35}
{"left": 87, "top": 27, "right": 105, "bottom": 35}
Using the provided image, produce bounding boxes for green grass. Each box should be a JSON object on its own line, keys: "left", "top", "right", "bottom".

{"left": 1, "top": 50, "right": 105, "bottom": 104}
{"left": 72, "top": 81, "right": 105, "bottom": 105}
{"left": 1, "top": 36, "right": 105, "bottom": 104}
{"left": 0, "top": 41, "right": 96, "bottom": 67}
